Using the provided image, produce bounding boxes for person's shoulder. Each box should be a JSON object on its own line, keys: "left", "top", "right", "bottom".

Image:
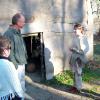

{"left": 2, "top": 59, "right": 10, "bottom": 63}
{"left": 0, "top": 59, "right": 13, "bottom": 69}
{"left": 4, "top": 28, "right": 16, "bottom": 39}
{"left": 4, "top": 27, "right": 13, "bottom": 35}
{"left": 7, "top": 60, "right": 15, "bottom": 67}
{"left": 5, "top": 60, "right": 16, "bottom": 72}
{"left": 2, "top": 59, "right": 14, "bottom": 67}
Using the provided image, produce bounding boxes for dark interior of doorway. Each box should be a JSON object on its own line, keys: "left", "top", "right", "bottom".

{"left": 23, "top": 32, "right": 45, "bottom": 82}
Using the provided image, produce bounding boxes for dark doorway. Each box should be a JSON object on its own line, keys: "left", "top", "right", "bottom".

{"left": 23, "top": 32, "right": 45, "bottom": 81}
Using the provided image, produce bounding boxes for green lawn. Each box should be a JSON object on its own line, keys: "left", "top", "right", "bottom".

{"left": 94, "top": 44, "right": 100, "bottom": 64}
{"left": 94, "top": 44, "right": 100, "bottom": 55}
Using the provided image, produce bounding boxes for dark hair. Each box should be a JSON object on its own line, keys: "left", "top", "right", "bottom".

{"left": 0, "top": 35, "right": 11, "bottom": 55}
{"left": 74, "top": 23, "right": 84, "bottom": 30}
{"left": 74, "top": 23, "right": 84, "bottom": 33}
{"left": 12, "top": 13, "right": 22, "bottom": 25}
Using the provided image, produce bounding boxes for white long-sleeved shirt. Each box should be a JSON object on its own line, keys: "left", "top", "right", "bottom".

{"left": 0, "top": 58, "right": 23, "bottom": 99}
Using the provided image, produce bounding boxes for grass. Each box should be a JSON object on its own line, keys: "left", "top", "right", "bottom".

{"left": 43, "top": 70, "right": 74, "bottom": 86}
{"left": 94, "top": 44, "right": 100, "bottom": 64}
{"left": 83, "top": 67, "right": 100, "bottom": 83}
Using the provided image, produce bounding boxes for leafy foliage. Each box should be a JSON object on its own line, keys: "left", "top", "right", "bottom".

{"left": 96, "top": 0, "right": 100, "bottom": 3}
{"left": 83, "top": 67, "right": 100, "bottom": 82}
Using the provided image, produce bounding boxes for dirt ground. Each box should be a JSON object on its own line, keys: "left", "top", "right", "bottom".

{"left": 24, "top": 72, "right": 100, "bottom": 100}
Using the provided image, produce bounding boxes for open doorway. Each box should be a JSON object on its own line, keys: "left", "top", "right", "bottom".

{"left": 22, "top": 32, "right": 45, "bottom": 82}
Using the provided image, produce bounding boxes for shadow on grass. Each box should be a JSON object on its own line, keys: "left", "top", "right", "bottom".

{"left": 80, "top": 89, "right": 100, "bottom": 100}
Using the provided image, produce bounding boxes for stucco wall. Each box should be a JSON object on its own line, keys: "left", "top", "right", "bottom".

{"left": 0, "top": 0, "right": 93, "bottom": 80}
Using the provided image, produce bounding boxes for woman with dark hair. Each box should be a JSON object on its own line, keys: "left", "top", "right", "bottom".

{"left": 0, "top": 36, "right": 24, "bottom": 100}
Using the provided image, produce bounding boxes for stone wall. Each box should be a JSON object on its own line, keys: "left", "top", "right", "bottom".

{"left": 0, "top": 0, "right": 93, "bottom": 80}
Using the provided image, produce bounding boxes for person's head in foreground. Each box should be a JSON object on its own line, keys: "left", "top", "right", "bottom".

{"left": 0, "top": 35, "right": 11, "bottom": 57}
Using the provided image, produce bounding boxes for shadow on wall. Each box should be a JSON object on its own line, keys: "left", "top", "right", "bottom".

{"left": 45, "top": 47, "right": 54, "bottom": 80}
{"left": 19, "top": 0, "right": 37, "bottom": 22}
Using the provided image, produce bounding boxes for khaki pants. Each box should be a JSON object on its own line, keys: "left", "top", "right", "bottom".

{"left": 17, "top": 65, "right": 25, "bottom": 92}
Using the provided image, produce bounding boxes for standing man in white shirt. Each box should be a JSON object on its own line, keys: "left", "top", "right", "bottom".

{"left": 4, "top": 13, "right": 27, "bottom": 92}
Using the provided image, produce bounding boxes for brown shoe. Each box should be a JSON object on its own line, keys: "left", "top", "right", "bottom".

{"left": 69, "top": 87, "right": 79, "bottom": 94}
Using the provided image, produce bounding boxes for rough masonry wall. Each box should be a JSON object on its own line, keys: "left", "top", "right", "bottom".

{"left": 0, "top": 0, "right": 93, "bottom": 80}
